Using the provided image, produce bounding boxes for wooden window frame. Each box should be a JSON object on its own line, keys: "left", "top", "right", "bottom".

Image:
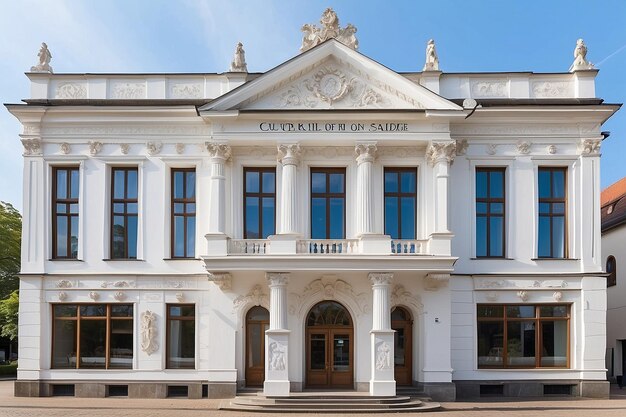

{"left": 243, "top": 167, "right": 276, "bottom": 239}
{"left": 310, "top": 167, "right": 346, "bottom": 239}
{"left": 607, "top": 255, "right": 617, "bottom": 287}
{"left": 477, "top": 303, "right": 570, "bottom": 369}
{"left": 383, "top": 167, "right": 417, "bottom": 239}
{"left": 51, "top": 304, "right": 133, "bottom": 370}
{"left": 110, "top": 167, "right": 138, "bottom": 259}
{"left": 52, "top": 166, "right": 79, "bottom": 259}
{"left": 166, "top": 304, "right": 196, "bottom": 369}
{"left": 475, "top": 167, "right": 506, "bottom": 258}
{"left": 538, "top": 167, "right": 568, "bottom": 258}
{"left": 171, "top": 168, "right": 196, "bottom": 258}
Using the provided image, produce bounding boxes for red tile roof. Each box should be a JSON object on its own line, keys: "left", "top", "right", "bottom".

{"left": 601, "top": 177, "right": 626, "bottom": 233}
{"left": 602, "top": 177, "right": 626, "bottom": 207}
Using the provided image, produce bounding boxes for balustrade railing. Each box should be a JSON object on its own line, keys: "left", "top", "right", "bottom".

{"left": 297, "top": 239, "right": 359, "bottom": 255}
{"left": 229, "top": 239, "right": 269, "bottom": 255}
{"left": 390, "top": 239, "right": 424, "bottom": 254}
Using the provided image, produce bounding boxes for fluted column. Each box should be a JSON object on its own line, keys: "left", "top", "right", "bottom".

{"left": 264, "top": 272, "right": 290, "bottom": 396}
{"left": 355, "top": 143, "right": 377, "bottom": 236}
{"left": 277, "top": 144, "right": 301, "bottom": 235}
{"left": 206, "top": 142, "right": 231, "bottom": 234}
{"left": 369, "top": 272, "right": 395, "bottom": 396}
{"left": 425, "top": 141, "right": 456, "bottom": 256}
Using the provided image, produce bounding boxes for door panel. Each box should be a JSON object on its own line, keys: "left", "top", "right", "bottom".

{"left": 245, "top": 307, "right": 269, "bottom": 387}
{"left": 307, "top": 331, "right": 328, "bottom": 386}
{"left": 392, "top": 307, "right": 413, "bottom": 386}
{"left": 330, "top": 331, "right": 352, "bottom": 386}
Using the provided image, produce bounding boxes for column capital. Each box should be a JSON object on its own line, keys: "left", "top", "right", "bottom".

{"left": 278, "top": 143, "right": 301, "bottom": 165}
{"left": 355, "top": 142, "right": 377, "bottom": 165}
{"left": 369, "top": 272, "right": 393, "bottom": 286}
{"left": 206, "top": 142, "right": 232, "bottom": 161}
{"left": 426, "top": 140, "right": 456, "bottom": 166}
{"left": 578, "top": 137, "right": 601, "bottom": 156}
{"left": 20, "top": 138, "right": 42, "bottom": 156}
{"left": 266, "top": 272, "right": 290, "bottom": 286}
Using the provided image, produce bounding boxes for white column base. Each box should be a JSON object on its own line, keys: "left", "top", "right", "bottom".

{"left": 264, "top": 329, "right": 290, "bottom": 397}
{"left": 370, "top": 330, "right": 396, "bottom": 396}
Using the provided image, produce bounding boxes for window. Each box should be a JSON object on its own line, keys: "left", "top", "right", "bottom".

{"left": 171, "top": 169, "right": 196, "bottom": 258}
{"left": 607, "top": 255, "right": 617, "bottom": 287}
{"left": 538, "top": 167, "right": 567, "bottom": 258}
{"left": 384, "top": 168, "right": 417, "bottom": 239}
{"left": 111, "top": 167, "right": 138, "bottom": 259}
{"left": 52, "top": 304, "right": 133, "bottom": 369}
{"left": 167, "top": 304, "right": 195, "bottom": 369}
{"left": 244, "top": 167, "right": 276, "bottom": 239}
{"left": 52, "top": 167, "right": 79, "bottom": 259}
{"left": 310, "top": 168, "right": 345, "bottom": 239}
{"left": 477, "top": 304, "right": 569, "bottom": 368}
{"left": 476, "top": 168, "right": 505, "bottom": 257}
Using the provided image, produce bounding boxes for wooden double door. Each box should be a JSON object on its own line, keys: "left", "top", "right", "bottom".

{"left": 392, "top": 306, "right": 413, "bottom": 386}
{"left": 245, "top": 306, "right": 269, "bottom": 387}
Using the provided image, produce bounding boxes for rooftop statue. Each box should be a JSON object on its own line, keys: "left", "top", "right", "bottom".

{"left": 229, "top": 42, "right": 248, "bottom": 72}
{"left": 300, "top": 8, "right": 358, "bottom": 53}
{"left": 30, "top": 42, "right": 53, "bottom": 73}
{"left": 423, "top": 39, "right": 439, "bottom": 71}
{"left": 570, "top": 38, "right": 594, "bottom": 71}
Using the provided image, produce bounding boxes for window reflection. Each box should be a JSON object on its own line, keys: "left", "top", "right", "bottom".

{"left": 310, "top": 169, "right": 345, "bottom": 239}
{"left": 537, "top": 167, "right": 567, "bottom": 258}
{"left": 244, "top": 168, "right": 276, "bottom": 239}
{"left": 383, "top": 168, "right": 416, "bottom": 239}
{"left": 475, "top": 168, "right": 505, "bottom": 257}
{"left": 171, "top": 169, "right": 196, "bottom": 258}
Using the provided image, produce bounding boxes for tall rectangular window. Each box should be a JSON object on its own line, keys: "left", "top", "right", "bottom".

{"left": 52, "top": 167, "right": 80, "bottom": 259}
{"left": 538, "top": 167, "right": 567, "bottom": 258}
{"left": 244, "top": 167, "right": 276, "bottom": 239}
{"left": 111, "top": 167, "right": 138, "bottom": 259}
{"left": 476, "top": 168, "right": 505, "bottom": 257}
{"left": 167, "top": 304, "right": 195, "bottom": 369}
{"left": 52, "top": 304, "right": 133, "bottom": 369}
{"left": 171, "top": 169, "right": 196, "bottom": 258}
{"left": 384, "top": 168, "right": 417, "bottom": 239}
{"left": 477, "top": 304, "right": 569, "bottom": 369}
{"left": 310, "top": 168, "right": 345, "bottom": 239}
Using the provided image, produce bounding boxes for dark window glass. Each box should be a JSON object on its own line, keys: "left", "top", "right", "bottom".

{"left": 244, "top": 168, "right": 276, "bottom": 239}
{"left": 477, "top": 304, "right": 569, "bottom": 369}
{"left": 52, "top": 167, "right": 79, "bottom": 259}
{"left": 52, "top": 304, "right": 133, "bottom": 370}
{"left": 384, "top": 168, "right": 417, "bottom": 240}
{"left": 167, "top": 304, "right": 195, "bottom": 369}
{"left": 171, "top": 169, "right": 196, "bottom": 258}
{"left": 537, "top": 167, "right": 567, "bottom": 258}
{"left": 475, "top": 168, "right": 505, "bottom": 257}
{"left": 607, "top": 256, "right": 617, "bottom": 287}
{"left": 310, "top": 168, "right": 345, "bottom": 239}
{"left": 111, "top": 167, "right": 138, "bottom": 259}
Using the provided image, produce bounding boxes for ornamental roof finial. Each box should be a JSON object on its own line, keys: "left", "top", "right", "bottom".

{"left": 300, "top": 8, "right": 358, "bottom": 53}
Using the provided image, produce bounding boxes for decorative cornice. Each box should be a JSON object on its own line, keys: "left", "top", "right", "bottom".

{"left": 207, "top": 272, "right": 232, "bottom": 291}
{"left": 206, "top": 142, "right": 232, "bottom": 161}
{"left": 425, "top": 141, "right": 456, "bottom": 166}
{"left": 355, "top": 143, "right": 377, "bottom": 165}
{"left": 277, "top": 143, "right": 301, "bottom": 165}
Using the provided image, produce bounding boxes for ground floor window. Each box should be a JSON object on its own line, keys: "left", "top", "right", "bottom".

{"left": 167, "top": 304, "right": 195, "bottom": 369}
{"left": 52, "top": 304, "right": 133, "bottom": 369}
{"left": 477, "top": 304, "right": 569, "bottom": 368}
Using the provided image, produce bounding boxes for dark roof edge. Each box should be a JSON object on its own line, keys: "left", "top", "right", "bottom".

{"left": 602, "top": 215, "right": 626, "bottom": 234}
{"left": 450, "top": 98, "right": 608, "bottom": 106}
{"left": 22, "top": 99, "right": 210, "bottom": 106}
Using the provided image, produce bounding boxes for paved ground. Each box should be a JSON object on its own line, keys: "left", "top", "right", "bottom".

{"left": 1, "top": 381, "right": 626, "bottom": 417}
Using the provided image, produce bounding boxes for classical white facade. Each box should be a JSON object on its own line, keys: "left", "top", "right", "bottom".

{"left": 7, "top": 10, "right": 620, "bottom": 401}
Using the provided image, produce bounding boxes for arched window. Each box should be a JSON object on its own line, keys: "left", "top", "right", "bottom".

{"left": 607, "top": 256, "right": 617, "bottom": 287}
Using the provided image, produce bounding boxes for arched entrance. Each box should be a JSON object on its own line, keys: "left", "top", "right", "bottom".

{"left": 391, "top": 306, "right": 413, "bottom": 386}
{"left": 305, "top": 301, "right": 354, "bottom": 388}
{"left": 245, "top": 306, "right": 269, "bottom": 387}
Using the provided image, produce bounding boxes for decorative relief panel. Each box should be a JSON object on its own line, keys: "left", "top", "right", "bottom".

{"left": 375, "top": 341, "right": 391, "bottom": 370}
{"left": 470, "top": 80, "right": 508, "bottom": 98}
{"left": 45, "top": 125, "right": 211, "bottom": 136}
{"left": 233, "top": 284, "right": 268, "bottom": 311}
{"left": 56, "top": 280, "right": 73, "bottom": 288}
{"left": 516, "top": 140, "right": 531, "bottom": 155}
{"left": 88, "top": 141, "right": 103, "bottom": 156}
{"left": 21, "top": 138, "right": 42, "bottom": 156}
{"left": 55, "top": 83, "right": 87, "bottom": 99}
{"left": 207, "top": 273, "right": 232, "bottom": 291}
{"left": 146, "top": 141, "right": 163, "bottom": 156}
{"left": 100, "top": 280, "right": 135, "bottom": 289}
{"left": 169, "top": 83, "right": 203, "bottom": 99}
{"left": 531, "top": 81, "right": 573, "bottom": 98}
{"left": 140, "top": 310, "right": 158, "bottom": 355}
{"left": 390, "top": 285, "right": 423, "bottom": 312}
{"left": 111, "top": 82, "right": 146, "bottom": 99}
{"left": 289, "top": 276, "right": 369, "bottom": 316}
{"left": 579, "top": 138, "right": 601, "bottom": 155}
{"left": 268, "top": 342, "right": 287, "bottom": 370}
{"left": 475, "top": 279, "right": 568, "bottom": 290}
{"left": 59, "top": 142, "right": 71, "bottom": 154}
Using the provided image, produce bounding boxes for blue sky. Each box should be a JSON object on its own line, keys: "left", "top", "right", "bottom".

{"left": 1, "top": 0, "right": 625, "bottom": 212}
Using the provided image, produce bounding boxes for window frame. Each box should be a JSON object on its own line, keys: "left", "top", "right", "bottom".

{"left": 537, "top": 166, "right": 568, "bottom": 259}
{"left": 51, "top": 303, "right": 134, "bottom": 370}
{"left": 171, "top": 168, "right": 196, "bottom": 258}
{"left": 310, "top": 167, "right": 346, "bottom": 239}
{"left": 383, "top": 167, "right": 417, "bottom": 240}
{"left": 166, "top": 304, "right": 196, "bottom": 370}
{"left": 51, "top": 166, "right": 80, "bottom": 259}
{"left": 475, "top": 167, "right": 506, "bottom": 258}
{"left": 110, "top": 167, "right": 139, "bottom": 259}
{"left": 243, "top": 167, "right": 277, "bottom": 239}
{"left": 476, "top": 303, "right": 570, "bottom": 369}
{"left": 607, "top": 255, "right": 617, "bottom": 287}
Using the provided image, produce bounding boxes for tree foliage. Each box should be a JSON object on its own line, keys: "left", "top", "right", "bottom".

{"left": 0, "top": 202, "right": 21, "bottom": 299}
{"left": 0, "top": 290, "right": 18, "bottom": 341}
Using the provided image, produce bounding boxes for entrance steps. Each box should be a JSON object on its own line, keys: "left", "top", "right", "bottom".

{"left": 220, "top": 393, "right": 441, "bottom": 413}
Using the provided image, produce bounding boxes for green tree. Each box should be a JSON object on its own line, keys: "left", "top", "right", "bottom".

{"left": 0, "top": 290, "right": 18, "bottom": 341}
{"left": 0, "top": 202, "right": 21, "bottom": 299}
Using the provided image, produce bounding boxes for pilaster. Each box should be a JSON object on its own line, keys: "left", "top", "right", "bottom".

{"left": 264, "top": 272, "right": 291, "bottom": 396}
{"left": 205, "top": 142, "right": 231, "bottom": 255}
{"left": 369, "top": 272, "right": 395, "bottom": 396}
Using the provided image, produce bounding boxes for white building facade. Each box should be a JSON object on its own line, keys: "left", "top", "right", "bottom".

{"left": 7, "top": 10, "right": 620, "bottom": 401}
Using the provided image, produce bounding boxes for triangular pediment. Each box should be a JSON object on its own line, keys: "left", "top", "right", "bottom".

{"left": 200, "top": 40, "right": 461, "bottom": 112}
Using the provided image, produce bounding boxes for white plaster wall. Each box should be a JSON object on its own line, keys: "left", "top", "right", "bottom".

{"left": 603, "top": 226, "right": 626, "bottom": 377}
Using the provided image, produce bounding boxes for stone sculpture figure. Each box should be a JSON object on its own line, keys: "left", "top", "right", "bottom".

{"left": 140, "top": 310, "right": 158, "bottom": 355}
{"left": 268, "top": 341, "right": 286, "bottom": 370}
{"left": 376, "top": 341, "right": 391, "bottom": 370}
{"left": 423, "top": 39, "right": 439, "bottom": 71}
{"left": 300, "top": 8, "right": 358, "bottom": 52}
{"left": 31, "top": 42, "right": 53, "bottom": 73}
{"left": 229, "top": 42, "right": 248, "bottom": 72}
{"left": 570, "top": 38, "right": 594, "bottom": 71}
